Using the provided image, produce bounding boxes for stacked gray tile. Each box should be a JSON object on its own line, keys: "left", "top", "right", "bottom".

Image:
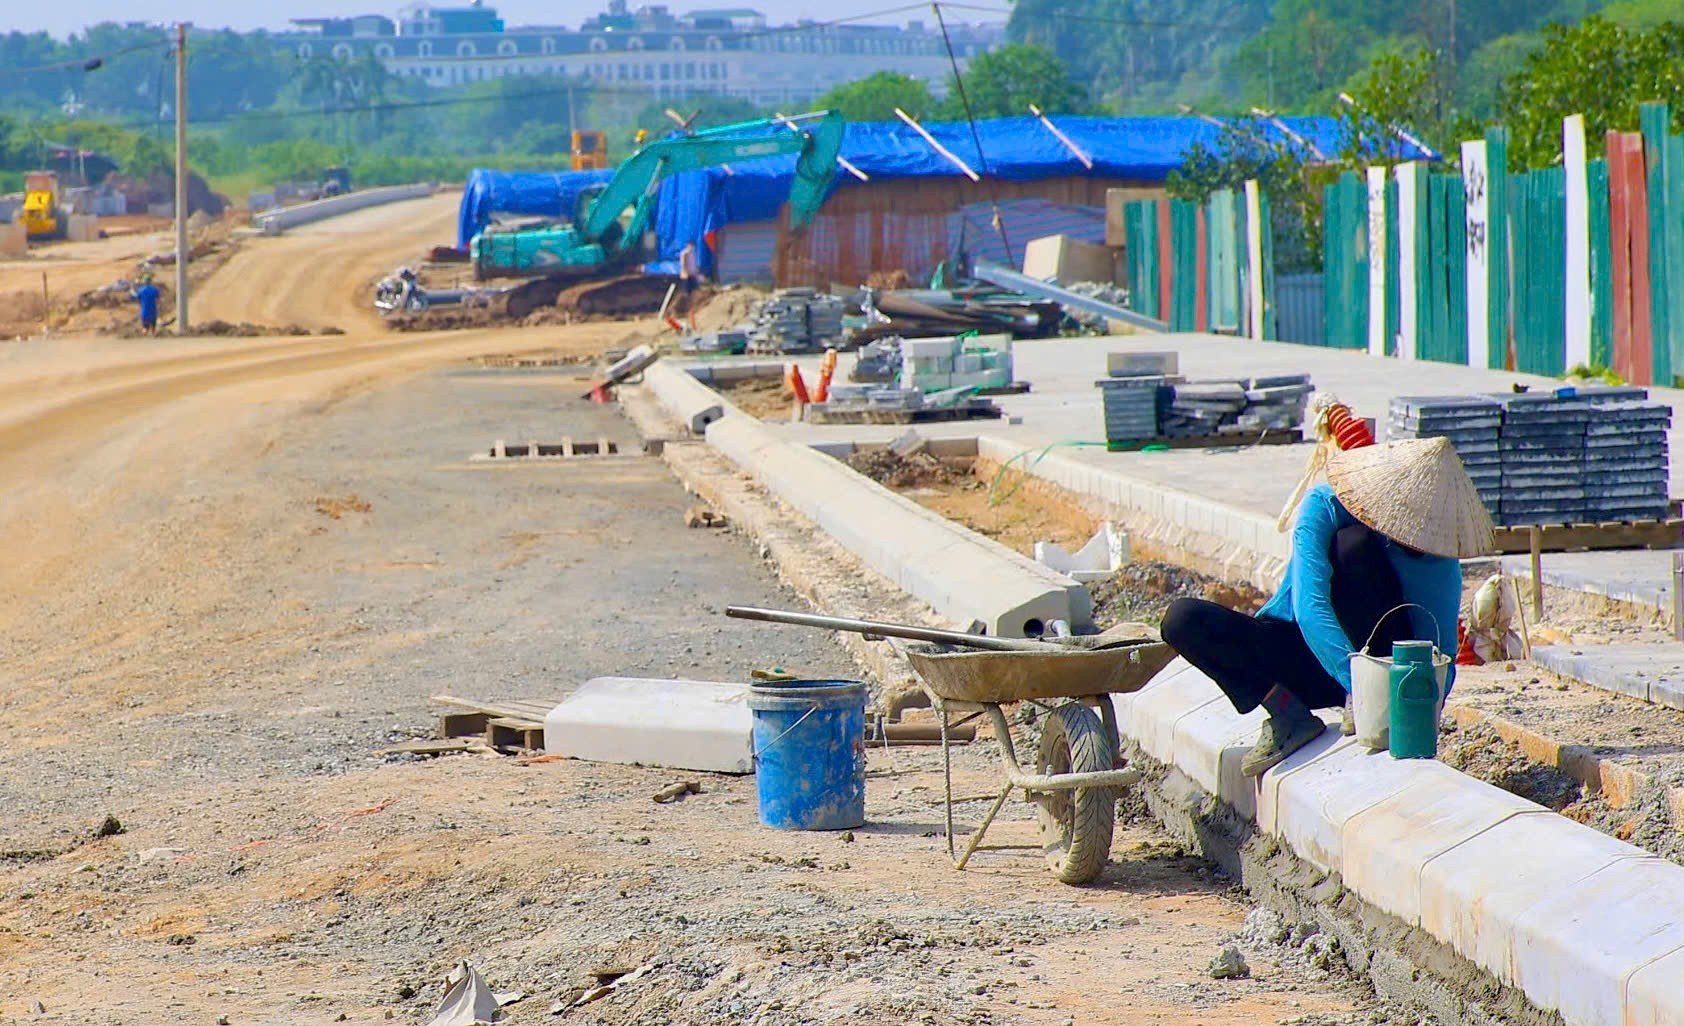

{"left": 746, "top": 288, "right": 845, "bottom": 354}
{"left": 1160, "top": 380, "right": 1246, "bottom": 436}
{"left": 1095, "top": 375, "right": 1164, "bottom": 441}
{"left": 1389, "top": 395, "right": 1504, "bottom": 514}
{"left": 1240, "top": 375, "right": 1314, "bottom": 432}
{"left": 1582, "top": 399, "right": 1670, "bottom": 520}
{"left": 1389, "top": 386, "right": 1670, "bottom": 525}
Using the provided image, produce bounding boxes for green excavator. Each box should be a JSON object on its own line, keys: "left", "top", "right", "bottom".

{"left": 474, "top": 109, "right": 846, "bottom": 319}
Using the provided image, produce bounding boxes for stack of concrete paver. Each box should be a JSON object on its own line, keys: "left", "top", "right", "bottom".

{"left": 1096, "top": 375, "right": 1164, "bottom": 439}
{"left": 1389, "top": 396, "right": 1504, "bottom": 513}
{"left": 1094, "top": 373, "right": 1313, "bottom": 442}
{"left": 746, "top": 288, "right": 846, "bottom": 354}
{"left": 1387, "top": 387, "right": 1671, "bottom": 525}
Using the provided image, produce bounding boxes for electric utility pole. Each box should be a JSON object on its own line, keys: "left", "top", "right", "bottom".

{"left": 174, "top": 22, "right": 189, "bottom": 336}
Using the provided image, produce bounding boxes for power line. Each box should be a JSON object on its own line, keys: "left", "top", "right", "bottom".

{"left": 0, "top": 39, "right": 171, "bottom": 78}
{"left": 937, "top": 1, "right": 1245, "bottom": 32}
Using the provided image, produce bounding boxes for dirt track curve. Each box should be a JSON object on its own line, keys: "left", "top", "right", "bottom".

{"left": 193, "top": 191, "right": 462, "bottom": 332}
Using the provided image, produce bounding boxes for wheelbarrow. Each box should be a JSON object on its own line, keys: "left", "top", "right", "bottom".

{"left": 725, "top": 606, "right": 1178, "bottom": 885}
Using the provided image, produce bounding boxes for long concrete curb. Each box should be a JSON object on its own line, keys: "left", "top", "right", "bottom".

{"left": 975, "top": 434, "right": 1291, "bottom": 591}
{"left": 1121, "top": 659, "right": 1684, "bottom": 1026}
{"left": 256, "top": 184, "right": 435, "bottom": 236}
{"left": 643, "top": 362, "right": 1090, "bottom": 637}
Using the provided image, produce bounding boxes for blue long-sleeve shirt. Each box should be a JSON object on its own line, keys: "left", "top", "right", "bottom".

{"left": 1257, "top": 484, "right": 1462, "bottom": 693}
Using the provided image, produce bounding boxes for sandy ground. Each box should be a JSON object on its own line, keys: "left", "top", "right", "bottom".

{"left": 194, "top": 192, "right": 462, "bottom": 333}
{"left": 0, "top": 201, "right": 1400, "bottom": 1025}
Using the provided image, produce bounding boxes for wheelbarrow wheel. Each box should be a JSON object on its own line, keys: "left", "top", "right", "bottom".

{"left": 1034, "top": 702, "right": 1116, "bottom": 885}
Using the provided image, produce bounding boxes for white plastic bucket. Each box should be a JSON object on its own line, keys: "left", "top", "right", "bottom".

{"left": 1350, "top": 603, "right": 1450, "bottom": 751}
{"left": 1349, "top": 650, "right": 1449, "bottom": 751}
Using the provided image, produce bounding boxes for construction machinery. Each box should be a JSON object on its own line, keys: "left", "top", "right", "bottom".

{"left": 474, "top": 109, "right": 845, "bottom": 320}
{"left": 570, "top": 129, "right": 610, "bottom": 171}
{"left": 19, "top": 171, "right": 67, "bottom": 241}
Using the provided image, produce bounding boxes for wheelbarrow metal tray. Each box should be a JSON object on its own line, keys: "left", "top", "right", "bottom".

{"left": 905, "top": 640, "right": 1176, "bottom": 705}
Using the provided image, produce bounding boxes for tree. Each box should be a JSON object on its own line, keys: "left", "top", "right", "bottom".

{"left": 1498, "top": 16, "right": 1684, "bottom": 169}
{"left": 1168, "top": 114, "right": 1323, "bottom": 271}
{"left": 937, "top": 43, "right": 1090, "bottom": 120}
{"left": 1336, "top": 46, "right": 1474, "bottom": 166}
{"left": 815, "top": 71, "right": 935, "bottom": 122}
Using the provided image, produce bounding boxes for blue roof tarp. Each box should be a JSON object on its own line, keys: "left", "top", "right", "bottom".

{"left": 459, "top": 114, "right": 1423, "bottom": 257}
{"left": 456, "top": 167, "right": 615, "bottom": 248}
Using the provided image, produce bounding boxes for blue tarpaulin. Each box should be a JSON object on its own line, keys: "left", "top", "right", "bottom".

{"left": 456, "top": 167, "right": 615, "bottom": 249}
{"left": 458, "top": 114, "right": 1422, "bottom": 257}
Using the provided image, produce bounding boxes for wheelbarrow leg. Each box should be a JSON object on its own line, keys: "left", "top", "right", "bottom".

{"left": 954, "top": 782, "right": 1014, "bottom": 871}
{"left": 940, "top": 704, "right": 956, "bottom": 861}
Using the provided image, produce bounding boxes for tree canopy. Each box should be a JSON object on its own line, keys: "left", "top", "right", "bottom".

{"left": 815, "top": 71, "right": 936, "bottom": 122}
{"left": 937, "top": 44, "right": 1092, "bottom": 120}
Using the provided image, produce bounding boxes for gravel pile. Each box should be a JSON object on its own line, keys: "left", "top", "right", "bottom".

{"left": 1089, "top": 561, "right": 1266, "bottom": 628}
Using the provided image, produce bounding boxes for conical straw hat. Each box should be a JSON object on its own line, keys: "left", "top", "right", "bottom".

{"left": 1324, "top": 437, "right": 1494, "bottom": 559}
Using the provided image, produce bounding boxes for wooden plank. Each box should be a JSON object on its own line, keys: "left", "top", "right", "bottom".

{"left": 432, "top": 694, "right": 560, "bottom": 721}
{"left": 378, "top": 738, "right": 483, "bottom": 756}
{"left": 1490, "top": 518, "right": 1684, "bottom": 554}
{"left": 439, "top": 711, "right": 490, "bottom": 738}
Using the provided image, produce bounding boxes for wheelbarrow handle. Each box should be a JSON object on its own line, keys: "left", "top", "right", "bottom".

{"left": 723, "top": 605, "right": 1056, "bottom": 653}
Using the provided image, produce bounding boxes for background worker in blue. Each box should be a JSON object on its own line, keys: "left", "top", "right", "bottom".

{"left": 131, "top": 272, "right": 161, "bottom": 335}
{"left": 1161, "top": 437, "right": 1493, "bottom": 776}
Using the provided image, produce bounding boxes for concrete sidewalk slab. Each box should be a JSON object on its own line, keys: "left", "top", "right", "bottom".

{"left": 1530, "top": 642, "right": 1684, "bottom": 712}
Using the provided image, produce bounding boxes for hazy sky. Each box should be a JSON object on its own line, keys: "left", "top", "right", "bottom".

{"left": 10, "top": 1, "right": 994, "bottom": 39}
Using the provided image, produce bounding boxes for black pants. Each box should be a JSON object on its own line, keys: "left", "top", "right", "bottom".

{"left": 1160, "top": 523, "right": 1412, "bottom": 714}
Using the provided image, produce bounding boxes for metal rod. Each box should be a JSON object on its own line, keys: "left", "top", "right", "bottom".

{"left": 173, "top": 22, "right": 189, "bottom": 336}
{"left": 1029, "top": 104, "right": 1092, "bottom": 169}
{"left": 972, "top": 259, "right": 1169, "bottom": 332}
{"left": 954, "top": 783, "right": 1012, "bottom": 871}
{"left": 724, "top": 605, "right": 1057, "bottom": 651}
{"left": 1249, "top": 106, "right": 1328, "bottom": 162}
{"left": 894, "top": 107, "right": 980, "bottom": 182}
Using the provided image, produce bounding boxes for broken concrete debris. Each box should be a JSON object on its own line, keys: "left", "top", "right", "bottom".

{"left": 652, "top": 780, "right": 703, "bottom": 804}
{"left": 684, "top": 504, "right": 729, "bottom": 529}
{"left": 425, "top": 961, "right": 522, "bottom": 1026}
{"left": 1207, "top": 944, "right": 1251, "bottom": 980}
{"left": 1035, "top": 523, "right": 1128, "bottom": 583}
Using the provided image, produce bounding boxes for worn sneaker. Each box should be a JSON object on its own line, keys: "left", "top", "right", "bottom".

{"left": 1241, "top": 714, "right": 1326, "bottom": 777}
{"left": 1341, "top": 695, "right": 1356, "bottom": 736}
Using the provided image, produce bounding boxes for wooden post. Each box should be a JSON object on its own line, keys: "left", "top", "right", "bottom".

{"left": 1529, "top": 525, "right": 1544, "bottom": 622}
{"left": 40, "top": 271, "right": 48, "bottom": 333}
{"left": 1673, "top": 551, "right": 1684, "bottom": 641}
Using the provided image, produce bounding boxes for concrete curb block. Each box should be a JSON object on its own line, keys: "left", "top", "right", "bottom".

{"left": 702, "top": 412, "right": 1089, "bottom": 636}
{"left": 256, "top": 184, "right": 435, "bottom": 235}
{"left": 1121, "top": 661, "right": 1684, "bottom": 1026}
{"left": 975, "top": 435, "right": 1291, "bottom": 592}
{"left": 645, "top": 362, "right": 727, "bottom": 433}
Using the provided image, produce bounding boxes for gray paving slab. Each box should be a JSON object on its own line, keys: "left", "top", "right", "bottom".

{"left": 1529, "top": 644, "right": 1684, "bottom": 712}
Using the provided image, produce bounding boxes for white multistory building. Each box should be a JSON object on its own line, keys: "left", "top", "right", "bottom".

{"left": 280, "top": 1, "right": 1004, "bottom": 106}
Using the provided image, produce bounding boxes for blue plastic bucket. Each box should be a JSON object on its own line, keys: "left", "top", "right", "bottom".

{"left": 748, "top": 679, "right": 867, "bottom": 831}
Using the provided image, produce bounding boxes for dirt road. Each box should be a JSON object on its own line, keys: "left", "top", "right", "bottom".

{"left": 0, "top": 202, "right": 1394, "bottom": 1025}
{"left": 194, "top": 192, "right": 461, "bottom": 332}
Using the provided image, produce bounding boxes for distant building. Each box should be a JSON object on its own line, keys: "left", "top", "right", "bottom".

{"left": 279, "top": 1, "right": 1004, "bottom": 106}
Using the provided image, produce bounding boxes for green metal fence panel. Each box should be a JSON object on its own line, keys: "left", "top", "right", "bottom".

{"left": 1589, "top": 157, "right": 1615, "bottom": 370}
{"left": 1443, "top": 173, "right": 1469, "bottom": 365}
{"left": 1170, "top": 199, "right": 1199, "bottom": 331}
{"left": 1321, "top": 172, "right": 1369, "bottom": 349}
{"left": 1208, "top": 190, "right": 1240, "bottom": 332}
{"left": 1260, "top": 189, "right": 1277, "bottom": 340}
{"left": 1385, "top": 175, "right": 1401, "bottom": 356}
{"left": 1641, "top": 103, "right": 1675, "bottom": 385}
{"left": 1508, "top": 167, "right": 1568, "bottom": 376}
{"left": 1124, "top": 199, "right": 1162, "bottom": 320}
{"left": 1488, "top": 129, "right": 1512, "bottom": 370}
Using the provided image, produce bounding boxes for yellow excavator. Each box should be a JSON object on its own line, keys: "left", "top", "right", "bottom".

{"left": 19, "top": 171, "right": 67, "bottom": 241}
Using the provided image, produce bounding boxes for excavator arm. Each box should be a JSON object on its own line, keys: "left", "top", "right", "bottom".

{"left": 579, "top": 109, "right": 845, "bottom": 258}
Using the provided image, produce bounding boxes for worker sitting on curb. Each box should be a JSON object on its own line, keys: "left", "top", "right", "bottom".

{"left": 1160, "top": 437, "right": 1493, "bottom": 776}
{"left": 132, "top": 272, "right": 161, "bottom": 336}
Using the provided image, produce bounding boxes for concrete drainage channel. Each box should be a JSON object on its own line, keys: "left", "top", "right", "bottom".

{"left": 471, "top": 438, "right": 621, "bottom": 461}
{"left": 633, "top": 358, "right": 1684, "bottom": 1026}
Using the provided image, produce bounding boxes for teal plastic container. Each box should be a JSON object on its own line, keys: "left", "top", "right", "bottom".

{"left": 748, "top": 680, "right": 866, "bottom": 831}
{"left": 1388, "top": 641, "right": 1441, "bottom": 759}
